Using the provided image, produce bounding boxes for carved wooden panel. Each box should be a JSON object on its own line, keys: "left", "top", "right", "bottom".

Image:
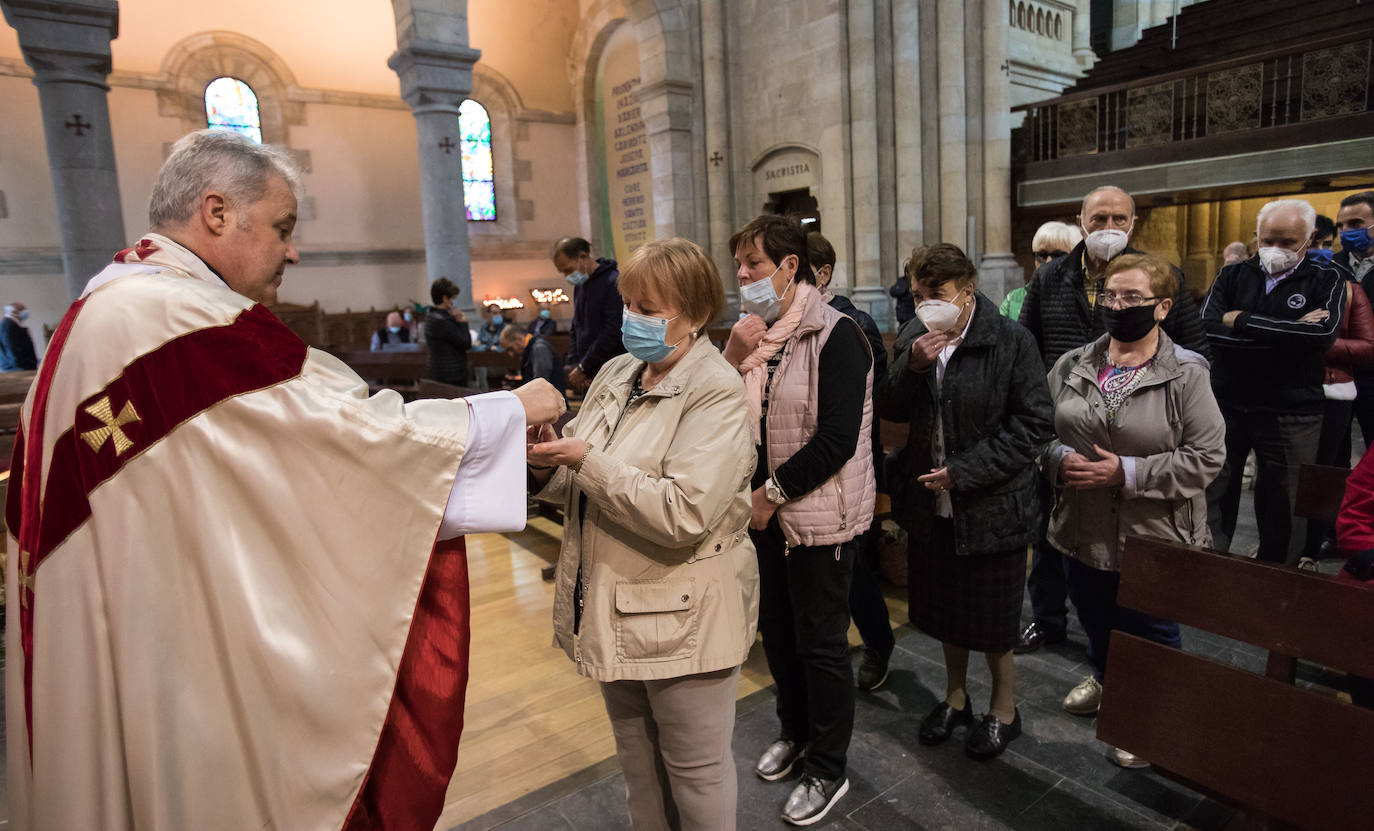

{"left": 1126, "top": 81, "right": 1175, "bottom": 149}
{"left": 1056, "top": 98, "right": 1098, "bottom": 157}
{"left": 1206, "top": 63, "right": 1263, "bottom": 135}
{"left": 1302, "top": 40, "right": 1372, "bottom": 121}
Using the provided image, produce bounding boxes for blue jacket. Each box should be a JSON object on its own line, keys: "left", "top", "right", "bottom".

{"left": 0, "top": 318, "right": 37, "bottom": 371}
{"left": 567, "top": 258, "right": 626, "bottom": 378}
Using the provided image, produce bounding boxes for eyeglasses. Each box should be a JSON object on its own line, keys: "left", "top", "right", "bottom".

{"left": 1034, "top": 250, "right": 1067, "bottom": 262}
{"left": 1098, "top": 290, "right": 1160, "bottom": 308}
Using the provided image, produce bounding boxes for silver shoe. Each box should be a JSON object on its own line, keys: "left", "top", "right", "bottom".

{"left": 1063, "top": 676, "right": 1103, "bottom": 715}
{"left": 1111, "top": 746, "right": 1150, "bottom": 768}
{"left": 755, "top": 739, "right": 804, "bottom": 781}
{"left": 781, "top": 774, "right": 849, "bottom": 826}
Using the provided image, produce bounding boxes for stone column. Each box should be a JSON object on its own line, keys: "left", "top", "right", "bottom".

{"left": 1218, "top": 199, "right": 1244, "bottom": 251}
{"left": 979, "top": 0, "right": 1019, "bottom": 302}
{"left": 388, "top": 21, "right": 481, "bottom": 318}
{"left": 936, "top": 0, "right": 968, "bottom": 245}
{"left": 3, "top": 0, "right": 126, "bottom": 300}
{"left": 1072, "top": 0, "right": 1095, "bottom": 68}
{"left": 1183, "top": 201, "right": 1218, "bottom": 293}
{"left": 847, "top": 0, "right": 889, "bottom": 328}
{"left": 892, "top": 0, "right": 924, "bottom": 259}
{"left": 634, "top": 6, "right": 697, "bottom": 244}
{"left": 698, "top": 0, "right": 733, "bottom": 298}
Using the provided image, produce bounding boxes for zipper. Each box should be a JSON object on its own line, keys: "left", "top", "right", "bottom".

{"left": 836, "top": 477, "right": 847, "bottom": 532}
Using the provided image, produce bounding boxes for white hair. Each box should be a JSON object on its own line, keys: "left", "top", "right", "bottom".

{"left": 1031, "top": 221, "right": 1083, "bottom": 254}
{"left": 1256, "top": 199, "right": 1316, "bottom": 237}
{"left": 148, "top": 129, "right": 303, "bottom": 230}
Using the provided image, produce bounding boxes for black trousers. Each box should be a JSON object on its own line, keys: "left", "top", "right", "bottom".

{"left": 753, "top": 517, "right": 856, "bottom": 781}
{"left": 1206, "top": 405, "right": 1322, "bottom": 565}
{"left": 848, "top": 527, "right": 895, "bottom": 658}
{"left": 1026, "top": 473, "right": 1068, "bottom": 634}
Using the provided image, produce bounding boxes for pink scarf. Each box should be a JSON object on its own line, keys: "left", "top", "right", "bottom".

{"left": 740, "top": 281, "right": 817, "bottom": 443}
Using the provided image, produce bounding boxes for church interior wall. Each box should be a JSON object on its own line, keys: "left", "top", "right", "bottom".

{"left": 0, "top": 0, "right": 587, "bottom": 339}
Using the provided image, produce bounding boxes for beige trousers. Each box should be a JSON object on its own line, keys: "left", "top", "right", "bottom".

{"left": 599, "top": 667, "right": 741, "bottom": 831}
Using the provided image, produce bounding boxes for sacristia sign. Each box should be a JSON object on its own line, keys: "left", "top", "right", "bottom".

{"left": 594, "top": 24, "right": 655, "bottom": 260}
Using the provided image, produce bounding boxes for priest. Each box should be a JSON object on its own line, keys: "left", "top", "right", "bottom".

{"left": 5, "top": 129, "right": 564, "bottom": 830}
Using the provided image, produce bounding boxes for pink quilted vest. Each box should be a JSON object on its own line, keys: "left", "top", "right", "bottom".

{"left": 765, "top": 298, "right": 876, "bottom": 547}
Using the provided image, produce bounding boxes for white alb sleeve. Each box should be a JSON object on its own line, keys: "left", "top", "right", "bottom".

{"left": 438, "top": 390, "right": 527, "bottom": 538}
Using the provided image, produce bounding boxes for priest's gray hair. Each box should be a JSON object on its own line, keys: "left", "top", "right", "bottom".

{"left": 1256, "top": 199, "right": 1316, "bottom": 236}
{"left": 148, "top": 129, "right": 303, "bottom": 230}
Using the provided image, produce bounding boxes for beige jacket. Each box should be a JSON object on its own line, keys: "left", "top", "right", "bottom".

{"left": 539, "top": 337, "right": 760, "bottom": 681}
{"left": 766, "top": 297, "right": 876, "bottom": 546}
{"left": 1046, "top": 331, "right": 1226, "bottom": 571}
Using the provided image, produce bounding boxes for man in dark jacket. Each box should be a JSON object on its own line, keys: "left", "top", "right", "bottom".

{"left": 0, "top": 302, "right": 38, "bottom": 371}
{"left": 500, "top": 325, "right": 566, "bottom": 396}
{"left": 1334, "top": 191, "right": 1374, "bottom": 450}
{"left": 1203, "top": 199, "right": 1346, "bottom": 565}
{"left": 424, "top": 278, "right": 471, "bottom": 387}
{"left": 1014, "top": 185, "right": 1210, "bottom": 654}
{"left": 551, "top": 236, "right": 625, "bottom": 392}
{"left": 808, "top": 232, "right": 893, "bottom": 691}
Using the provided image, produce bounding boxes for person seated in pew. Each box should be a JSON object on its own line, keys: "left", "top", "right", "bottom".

{"left": 369, "top": 310, "right": 411, "bottom": 351}
{"left": 1045, "top": 254, "right": 1226, "bottom": 767}
{"left": 499, "top": 323, "right": 566, "bottom": 396}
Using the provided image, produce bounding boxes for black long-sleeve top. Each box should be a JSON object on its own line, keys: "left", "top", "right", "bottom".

{"left": 1201, "top": 255, "right": 1346, "bottom": 414}
{"left": 752, "top": 317, "right": 872, "bottom": 498}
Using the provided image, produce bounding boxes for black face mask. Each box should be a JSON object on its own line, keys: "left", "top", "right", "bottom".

{"left": 1099, "top": 303, "right": 1159, "bottom": 343}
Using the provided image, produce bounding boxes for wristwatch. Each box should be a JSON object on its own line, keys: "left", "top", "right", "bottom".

{"left": 765, "top": 476, "right": 788, "bottom": 505}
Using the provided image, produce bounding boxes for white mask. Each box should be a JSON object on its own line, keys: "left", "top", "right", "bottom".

{"left": 739, "top": 262, "right": 793, "bottom": 324}
{"left": 1083, "top": 228, "right": 1131, "bottom": 261}
{"left": 1258, "top": 245, "right": 1304, "bottom": 276}
{"left": 916, "top": 297, "right": 963, "bottom": 333}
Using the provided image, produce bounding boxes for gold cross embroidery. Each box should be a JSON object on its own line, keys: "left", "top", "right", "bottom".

{"left": 80, "top": 396, "right": 140, "bottom": 456}
{"left": 18, "top": 548, "right": 34, "bottom": 608}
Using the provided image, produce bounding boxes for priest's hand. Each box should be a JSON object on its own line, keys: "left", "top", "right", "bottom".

{"left": 528, "top": 437, "right": 590, "bottom": 469}
{"left": 724, "top": 315, "right": 767, "bottom": 369}
{"left": 513, "top": 378, "right": 566, "bottom": 425}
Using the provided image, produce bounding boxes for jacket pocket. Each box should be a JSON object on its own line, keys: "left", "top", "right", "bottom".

{"left": 613, "top": 578, "right": 701, "bottom": 662}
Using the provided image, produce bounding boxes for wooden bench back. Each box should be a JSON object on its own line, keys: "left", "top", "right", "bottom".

{"left": 1098, "top": 536, "right": 1374, "bottom": 830}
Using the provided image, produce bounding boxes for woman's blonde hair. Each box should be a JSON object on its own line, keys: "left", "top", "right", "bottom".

{"left": 617, "top": 238, "right": 726, "bottom": 334}
{"left": 1103, "top": 253, "right": 1177, "bottom": 299}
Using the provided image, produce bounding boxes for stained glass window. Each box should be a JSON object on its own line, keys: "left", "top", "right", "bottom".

{"left": 460, "top": 99, "right": 496, "bottom": 221}
{"left": 205, "top": 77, "right": 263, "bottom": 144}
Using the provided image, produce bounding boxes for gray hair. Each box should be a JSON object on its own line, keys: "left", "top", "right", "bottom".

{"left": 1256, "top": 199, "right": 1316, "bottom": 237}
{"left": 1031, "top": 221, "right": 1083, "bottom": 254}
{"left": 148, "top": 129, "right": 303, "bottom": 230}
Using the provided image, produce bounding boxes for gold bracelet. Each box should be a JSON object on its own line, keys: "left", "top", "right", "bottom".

{"left": 570, "top": 443, "right": 594, "bottom": 473}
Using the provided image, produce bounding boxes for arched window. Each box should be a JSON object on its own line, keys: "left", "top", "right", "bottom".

{"left": 204, "top": 77, "right": 262, "bottom": 144}
{"left": 1017, "top": 3, "right": 1026, "bottom": 28}
{"left": 1055, "top": 14, "right": 1063, "bottom": 39}
{"left": 459, "top": 99, "right": 496, "bottom": 222}
{"left": 1036, "top": 8, "right": 1045, "bottom": 34}
{"left": 1009, "top": 0, "right": 1016, "bottom": 24}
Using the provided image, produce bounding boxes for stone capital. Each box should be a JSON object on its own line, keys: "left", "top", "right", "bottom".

{"left": 387, "top": 39, "right": 482, "bottom": 109}
{"left": 637, "top": 78, "right": 693, "bottom": 136}
{"left": 1, "top": 0, "right": 118, "bottom": 87}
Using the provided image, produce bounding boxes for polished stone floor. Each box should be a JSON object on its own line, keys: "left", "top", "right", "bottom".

{"left": 452, "top": 592, "right": 1268, "bottom": 831}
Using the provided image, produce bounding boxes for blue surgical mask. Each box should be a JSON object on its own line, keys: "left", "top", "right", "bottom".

{"left": 403, "top": 310, "right": 413, "bottom": 323}
{"left": 621, "top": 308, "right": 684, "bottom": 363}
{"left": 566, "top": 270, "right": 589, "bottom": 287}
{"left": 388, "top": 326, "right": 402, "bottom": 334}
{"left": 492, "top": 315, "right": 504, "bottom": 327}
{"left": 539, "top": 309, "right": 551, "bottom": 319}
{"left": 738, "top": 263, "right": 794, "bottom": 324}
{"left": 16, "top": 310, "right": 28, "bottom": 322}
{"left": 1309, "top": 247, "right": 1335, "bottom": 263}
{"left": 1341, "top": 227, "right": 1372, "bottom": 254}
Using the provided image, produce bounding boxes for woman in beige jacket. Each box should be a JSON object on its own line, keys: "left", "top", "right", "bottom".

{"left": 528, "top": 238, "right": 759, "bottom": 831}
{"left": 1045, "top": 254, "right": 1225, "bottom": 768}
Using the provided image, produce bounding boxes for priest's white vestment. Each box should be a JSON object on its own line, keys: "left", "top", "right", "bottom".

{"left": 5, "top": 235, "right": 526, "bottom": 830}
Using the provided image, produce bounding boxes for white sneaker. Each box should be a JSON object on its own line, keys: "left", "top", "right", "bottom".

{"left": 1062, "top": 676, "right": 1103, "bottom": 715}
{"left": 1111, "top": 746, "right": 1149, "bottom": 768}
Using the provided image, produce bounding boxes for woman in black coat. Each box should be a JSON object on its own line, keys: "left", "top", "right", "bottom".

{"left": 877, "top": 244, "right": 1054, "bottom": 760}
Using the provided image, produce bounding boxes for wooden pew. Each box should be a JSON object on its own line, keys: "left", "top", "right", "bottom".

{"left": 1098, "top": 536, "right": 1374, "bottom": 830}
{"left": 329, "top": 349, "right": 429, "bottom": 396}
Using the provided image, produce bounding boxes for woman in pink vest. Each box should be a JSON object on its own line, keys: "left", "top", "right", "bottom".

{"left": 877, "top": 244, "right": 1054, "bottom": 760}
{"left": 722, "top": 214, "right": 876, "bottom": 827}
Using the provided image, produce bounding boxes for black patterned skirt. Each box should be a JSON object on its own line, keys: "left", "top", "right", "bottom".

{"left": 908, "top": 517, "right": 1026, "bottom": 653}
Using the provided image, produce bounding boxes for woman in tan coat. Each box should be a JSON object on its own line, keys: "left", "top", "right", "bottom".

{"left": 528, "top": 238, "right": 759, "bottom": 831}
{"left": 1046, "top": 254, "right": 1225, "bottom": 768}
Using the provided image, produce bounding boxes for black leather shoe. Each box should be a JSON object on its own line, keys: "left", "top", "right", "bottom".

{"left": 966, "top": 709, "right": 1022, "bottom": 760}
{"left": 1013, "top": 621, "right": 1066, "bottom": 654}
{"left": 918, "top": 700, "right": 974, "bottom": 746}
